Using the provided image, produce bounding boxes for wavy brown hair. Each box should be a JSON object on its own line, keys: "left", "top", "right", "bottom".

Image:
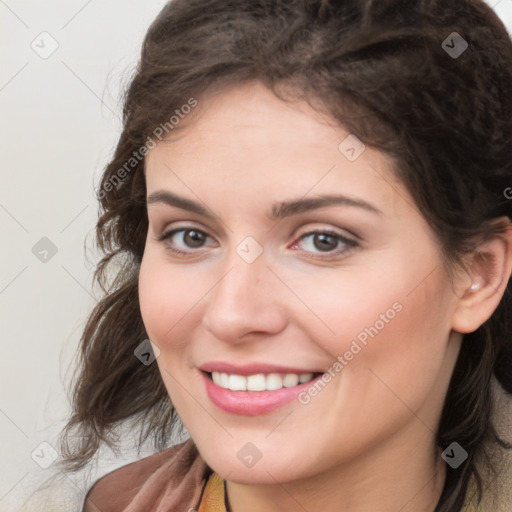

{"left": 60, "top": 1, "right": 512, "bottom": 510}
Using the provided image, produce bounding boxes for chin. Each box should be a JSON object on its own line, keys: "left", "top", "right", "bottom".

{"left": 199, "top": 445, "right": 312, "bottom": 484}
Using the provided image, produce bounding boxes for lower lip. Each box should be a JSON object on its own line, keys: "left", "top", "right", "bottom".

{"left": 200, "top": 371, "right": 324, "bottom": 416}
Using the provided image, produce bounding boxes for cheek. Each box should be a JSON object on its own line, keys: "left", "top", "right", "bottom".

{"left": 288, "top": 262, "right": 411, "bottom": 359}
{"left": 302, "top": 254, "right": 451, "bottom": 406}
{"left": 138, "top": 252, "right": 199, "bottom": 351}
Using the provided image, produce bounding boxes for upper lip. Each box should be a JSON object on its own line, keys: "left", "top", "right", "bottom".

{"left": 199, "top": 361, "right": 324, "bottom": 376}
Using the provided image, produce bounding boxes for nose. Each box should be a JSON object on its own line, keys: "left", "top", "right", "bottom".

{"left": 201, "top": 251, "right": 288, "bottom": 344}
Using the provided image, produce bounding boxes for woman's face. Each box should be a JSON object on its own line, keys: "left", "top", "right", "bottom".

{"left": 139, "top": 81, "right": 464, "bottom": 484}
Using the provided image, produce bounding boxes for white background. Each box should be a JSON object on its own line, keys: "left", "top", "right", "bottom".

{"left": 1, "top": 0, "right": 512, "bottom": 510}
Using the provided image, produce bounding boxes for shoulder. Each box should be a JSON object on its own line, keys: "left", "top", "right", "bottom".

{"left": 82, "top": 438, "right": 211, "bottom": 512}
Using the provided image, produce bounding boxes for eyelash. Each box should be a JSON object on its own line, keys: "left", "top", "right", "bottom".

{"left": 155, "top": 226, "right": 359, "bottom": 260}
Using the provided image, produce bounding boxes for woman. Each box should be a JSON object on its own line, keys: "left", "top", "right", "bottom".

{"left": 60, "top": 0, "right": 512, "bottom": 510}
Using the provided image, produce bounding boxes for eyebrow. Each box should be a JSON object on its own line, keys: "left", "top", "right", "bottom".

{"left": 146, "top": 190, "right": 383, "bottom": 220}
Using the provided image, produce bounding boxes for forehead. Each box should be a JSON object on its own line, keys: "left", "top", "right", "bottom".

{"left": 152, "top": 82, "right": 352, "bottom": 155}
{"left": 144, "top": 81, "right": 411, "bottom": 220}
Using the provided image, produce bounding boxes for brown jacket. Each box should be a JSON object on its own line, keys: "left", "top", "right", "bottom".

{"left": 82, "top": 439, "right": 212, "bottom": 512}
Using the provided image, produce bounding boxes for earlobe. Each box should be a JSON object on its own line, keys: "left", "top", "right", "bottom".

{"left": 451, "top": 219, "right": 512, "bottom": 334}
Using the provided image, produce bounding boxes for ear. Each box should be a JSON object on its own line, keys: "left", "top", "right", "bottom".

{"left": 451, "top": 218, "right": 512, "bottom": 334}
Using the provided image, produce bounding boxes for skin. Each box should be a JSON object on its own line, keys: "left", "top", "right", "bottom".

{"left": 138, "top": 81, "right": 512, "bottom": 512}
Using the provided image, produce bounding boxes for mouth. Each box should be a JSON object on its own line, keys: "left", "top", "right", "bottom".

{"left": 199, "top": 369, "right": 326, "bottom": 415}
{"left": 204, "top": 370, "right": 323, "bottom": 391}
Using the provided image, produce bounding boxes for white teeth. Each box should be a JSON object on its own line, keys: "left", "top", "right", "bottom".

{"left": 210, "top": 371, "right": 317, "bottom": 391}
{"left": 228, "top": 374, "right": 247, "bottom": 391}
{"left": 299, "top": 373, "right": 314, "bottom": 383}
{"left": 283, "top": 373, "right": 299, "bottom": 387}
{"left": 219, "top": 372, "right": 229, "bottom": 388}
{"left": 247, "top": 374, "right": 266, "bottom": 391}
{"left": 212, "top": 372, "right": 221, "bottom": 385}
{"left": 266, "top": 373, "right": 283, "bottom": 390}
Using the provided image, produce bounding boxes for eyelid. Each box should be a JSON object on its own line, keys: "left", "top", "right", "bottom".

{"left": 156, "top": 218, "right": 361, "bottom": 241}
{"left": 293, "top": 222, "right": 361, "bottom": 242}
{"left": 289, "top": 228, "right": 358, "bottom": 258}
{"left": 156, "top": 222, "right": 359, "bottom": 260}
{"left": 156, "top": 225, "right": 215, "bottom": 247}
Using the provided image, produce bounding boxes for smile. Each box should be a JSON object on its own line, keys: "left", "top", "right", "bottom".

{"left": 210, "top": 371, "right": 319, "bottom": 391}
{"left": 200, "top": 370, "right": 325, "bottom": 415}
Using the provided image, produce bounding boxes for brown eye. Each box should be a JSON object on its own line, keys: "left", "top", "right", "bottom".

{"left": 292, "top": 229, "right": 358, "bottom": 259}
{"left": 182, "top": 229, "right": 207, "bottom": 248}
{"left": 157, "top": 227, "right": 213, "bottom": 255}
{"left": 311, "top": 233, "right": 339, "bottom": 252}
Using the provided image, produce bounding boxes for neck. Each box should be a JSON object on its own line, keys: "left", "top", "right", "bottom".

{"left": 224, "top": 427, "right": 447, "bottom": 512}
